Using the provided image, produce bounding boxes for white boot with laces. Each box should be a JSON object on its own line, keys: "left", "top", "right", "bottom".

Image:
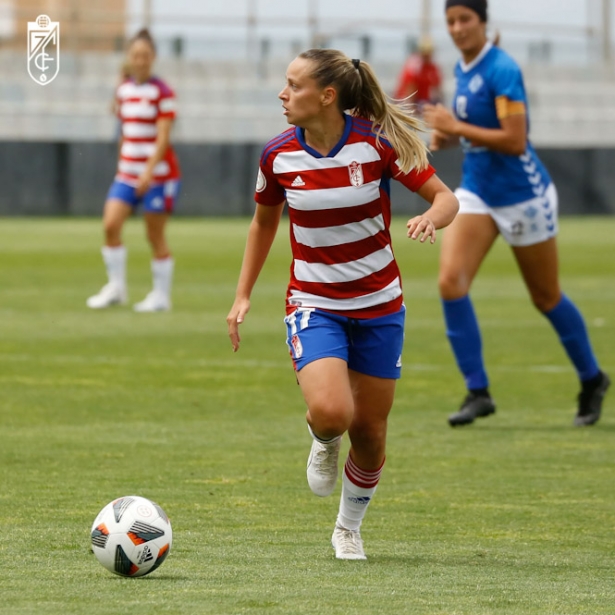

{"left": 331, "top": 524, "right": 366, "bottom": 560}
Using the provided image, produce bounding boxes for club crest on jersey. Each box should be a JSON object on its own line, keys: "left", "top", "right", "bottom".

{"left": 468, "top": 74, "right": 484, "bottom": 94}
{"left": 290, "top": 334, "right": 303, "bottom": 359}
{"left": 348, "top": 161, "right": 364, "bottom": 187}
{"left": 27, "top": 15, "right": 60, "bottom": 86}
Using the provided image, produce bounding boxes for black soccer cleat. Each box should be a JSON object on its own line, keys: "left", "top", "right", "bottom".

{"left": 574, "top": 371, "right": 610, "bottom": 427}
{"left": 448, "top": 392, "right": 496, "bottom": 427}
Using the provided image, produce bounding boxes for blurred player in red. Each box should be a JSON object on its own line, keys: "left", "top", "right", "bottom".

{"left": 87, "top": 28, "right": 180, "bottom": 312}
{"left": 394, "top": 36, "right": 443, "bottom": 108}
{"left": 227, "top": 49, "right": 458, "bottom": 560}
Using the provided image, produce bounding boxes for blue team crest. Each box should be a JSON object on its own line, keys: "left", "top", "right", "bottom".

{"left": 523, "top": 205, "right": 538, "bottom": 219}
{"left": 468, "top": 74, "right": 484, "bottom": 93}
{"left": 27, "top": 15, "right": 60, "bottom": 86}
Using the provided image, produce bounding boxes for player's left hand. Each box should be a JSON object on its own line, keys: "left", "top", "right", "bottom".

{"left": 407, "top": 215, "right": 437, "bottom": 244}
{"left": 423, "top": 103, "right": 458, "bottom": 136}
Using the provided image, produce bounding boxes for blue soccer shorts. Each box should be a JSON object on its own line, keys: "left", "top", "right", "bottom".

{"left": 106, "top": 179, "right": 181, "bottom": 213}
{"left": 284, "top": 305, "right": 406, "bottom": 379}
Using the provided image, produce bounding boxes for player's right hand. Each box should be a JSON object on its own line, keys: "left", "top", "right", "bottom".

{"left": 429, "top": 129, "right": 449, "bottom": 151}
{"left": 226, "top": 298, "right": 251, "bottom": 352}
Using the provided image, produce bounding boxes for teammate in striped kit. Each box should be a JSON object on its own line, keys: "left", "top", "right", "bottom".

{"left": 227, "top": 49, "right": 459, "bottom": 559}
{"left": 87, "top": 29, "right": 180, "bottom": 312}
{"left": 424, "top": 0, "right": 609, "bottom": 426}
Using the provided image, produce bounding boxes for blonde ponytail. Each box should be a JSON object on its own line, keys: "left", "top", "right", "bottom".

{"left": 299, "top": 49, "right": 429, "bottom": 174}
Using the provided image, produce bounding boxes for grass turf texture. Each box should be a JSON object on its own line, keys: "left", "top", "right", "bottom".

{"left": 0, "top": 216, "right": 614, "bottom": 615}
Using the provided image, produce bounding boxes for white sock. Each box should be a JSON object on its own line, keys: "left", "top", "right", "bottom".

{"left": 336, "top": 455, "right": 384, "bottom": 531}
{"left": 102, "top": 245, "right": 126, "bottom": 288}
{"left": 152, "top": 257, "right": 174, "bottom": 298}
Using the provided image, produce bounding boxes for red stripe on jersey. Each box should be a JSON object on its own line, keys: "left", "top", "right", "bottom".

{"left": 290, "top": 260, "right": 401, "bottom": 299}
{"left": 259, "top": 116, "right": 434, "bottom": 318}
{"left": 116, "top": 76, "right": 180, "bottom": 183}
{"left": 290, "top": 201, "right": 385, "bottom": 229}
{"left": 278, "top": 160, "right": 383, "bottom": 191}
{"left": 291, "top": 230, "right": 390, "bottom": 266}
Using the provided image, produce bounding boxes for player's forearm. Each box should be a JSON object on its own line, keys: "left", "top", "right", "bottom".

{"left": 234, "top": 216, "right": 279, "bottom": 301}
{"left": 452, "top": 120, "right": 526, "bottom": 156}
{"left": 423, "top": 192, "right": 459, "bottom": 229}
{"left": 143, "top": 135, "right": 170, "bottom": 174}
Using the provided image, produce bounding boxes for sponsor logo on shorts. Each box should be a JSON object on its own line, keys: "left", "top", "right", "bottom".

{"left": 511, "top": 221, "right": 524, "bottom": 236}
{"left": 291, "top": 334, "right": 303, "bottom": 359}
{"left": 523, "top": 205, "right": 538, "bottom": 219}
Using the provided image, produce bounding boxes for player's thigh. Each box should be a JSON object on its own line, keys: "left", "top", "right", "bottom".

{"left": 297, "top": 357, "right": 354, "bottom": 426}
{"left": 512, "top": 237, "right": 561, "bottom": 312}
{"left": 349, "top": 370, "right": 396, "bottom": 428}
{"left": 439, "top": 201, "right": 499, "bottom": 299}
{"left": 287, "top": 309, "right": 354, "bottom": 426}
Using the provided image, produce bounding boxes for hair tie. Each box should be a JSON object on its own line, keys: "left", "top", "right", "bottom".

{"left": 351, "top": 58, "right": 361, "bottom": 70}
{"left": 445, "top": 0, "right": 488, "bottom": 22}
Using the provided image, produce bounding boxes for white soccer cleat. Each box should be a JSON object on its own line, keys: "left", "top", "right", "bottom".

{"left": 306, "top": 435, "right": 341, "bottom": 497}
{"left": 86, "top": 283, "right": 127, "bottom": 309}
{"left": 331, "top": 525, "right": 367, "bottom": 560}
{"left": 133, "top": 291, "right": 171, "bottom": 313}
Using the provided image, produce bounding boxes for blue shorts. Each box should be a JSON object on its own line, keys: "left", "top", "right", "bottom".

{"left": 284, "top": 306, "right": 406, "bottom": 379}
{"left": 106, "top": 179, "right": 181, "bottom": 213}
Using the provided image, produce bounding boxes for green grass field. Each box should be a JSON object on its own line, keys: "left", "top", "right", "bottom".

{"left": 1, "top": 216, "right": 614, "bottom": 615}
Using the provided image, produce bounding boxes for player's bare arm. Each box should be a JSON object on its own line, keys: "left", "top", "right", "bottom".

{"left": 407, "top": 175, "right": 459, "bottom": 243}
{"left": 227, "top": 201, "right": 285, "bottom": 351}
{"left": 424, "top": 102, "right": 527, "bottom": 156}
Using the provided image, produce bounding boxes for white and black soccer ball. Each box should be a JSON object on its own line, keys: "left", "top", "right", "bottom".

{"left": 90, "top": 495, "right": 172, "bottom": 577}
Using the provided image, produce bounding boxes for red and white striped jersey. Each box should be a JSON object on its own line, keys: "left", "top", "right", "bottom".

{"left": 255, "top": 115, "right": 435, "bottom": 318}
{"left": 116, "top": 76, "right": 180, "bottom": 185}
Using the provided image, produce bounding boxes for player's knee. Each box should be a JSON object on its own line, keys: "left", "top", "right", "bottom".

{"left": 532, "top": 290, "right": 561, "bottom": 313}
{"left": 438, "top": 269, "right": 468, "bottom": 300}
{"left": 309, "top": 400, "right": 352, "bottom": 438}
{"left": 103, "top": 219, "right": 122, "bottom": 242}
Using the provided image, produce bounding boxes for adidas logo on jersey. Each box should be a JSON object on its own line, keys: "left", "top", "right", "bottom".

{"left": 291, "top": 175, "right": 305, "bottom": 187}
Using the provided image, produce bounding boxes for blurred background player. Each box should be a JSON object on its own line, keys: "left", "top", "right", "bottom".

{"left": 394, "top": 35, "right": 443, "bottom": 108}
{"left": 227, "top": 49, "right": 458, "bottom": 560}
{"left": 87, "top": 28, "right": 180, "bottom": 312}
{"left": 423, "top": 0, "right": 610, "bottom": 427}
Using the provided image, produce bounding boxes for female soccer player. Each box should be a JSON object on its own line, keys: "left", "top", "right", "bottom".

{"left": 423, "top": 0, "right": 610, "bottom": 426}
{"left": 227, "top": 49, "right": 459, "bottom": 560}
{"left": 87, "top": 28, "right": 180, "bottom": 312}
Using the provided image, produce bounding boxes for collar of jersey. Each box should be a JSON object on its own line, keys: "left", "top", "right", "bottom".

{"left": 459, "top": 41, "right": 493, "bottom": 73}
{"left": 295, "top": 113, "right": 353, "bottom": 158}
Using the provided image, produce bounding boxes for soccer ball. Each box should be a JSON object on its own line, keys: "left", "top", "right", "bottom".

{"left": 90, "top": 495, "right": 172, "bottom": 577}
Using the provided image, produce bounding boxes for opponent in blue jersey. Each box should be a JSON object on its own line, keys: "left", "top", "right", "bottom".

{"left": 424, "top": 0, "right": 609, "bottom": 427}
